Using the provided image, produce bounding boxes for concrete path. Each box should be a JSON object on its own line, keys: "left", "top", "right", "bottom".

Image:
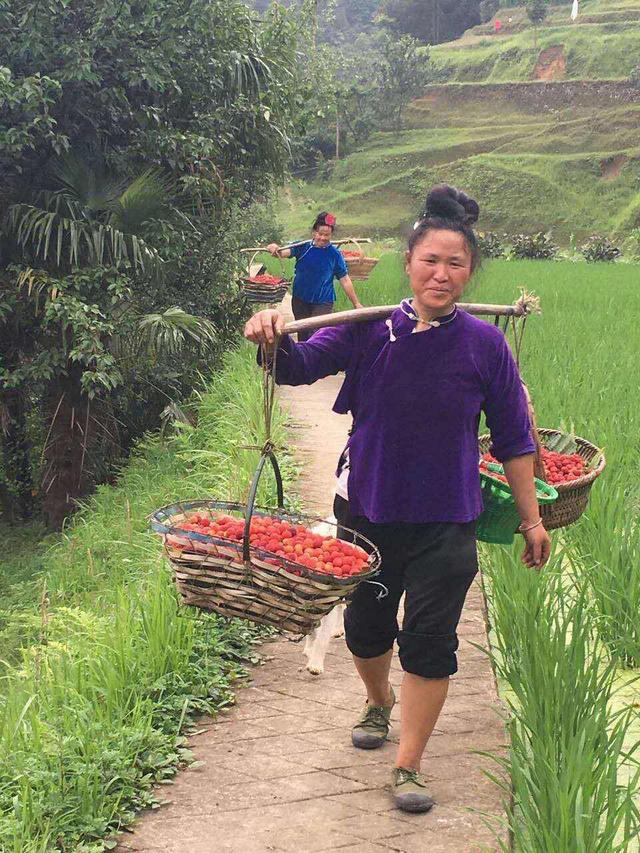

{"left": 117, "top": 350, "right": 508, "bottom": 852}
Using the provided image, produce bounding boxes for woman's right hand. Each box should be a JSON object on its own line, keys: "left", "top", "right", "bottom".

{"left": 266, "top": 242, "right": 281, "bottom": 256}
{"left": 244, "top": 310, "right": 285, "bottom": 347}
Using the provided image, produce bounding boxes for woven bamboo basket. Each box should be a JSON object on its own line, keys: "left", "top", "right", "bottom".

{"left": 150, "top": 500, "right": 381, "bottom": 634}
{"left": 478, "top": 429, "right": 606, "bottom": 531}
{"left": 341, "top": 238, "right": 379, "bottom": 281}
{"left": 239, "top": 252, "right": 289, "bottom": 304}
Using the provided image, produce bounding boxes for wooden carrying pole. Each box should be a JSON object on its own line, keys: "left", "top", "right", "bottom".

{"left": 283, "top": 300, "right": 532, "bottom": 337}
{"left": 240, "top": 238, "right": 373, "bottom": 254}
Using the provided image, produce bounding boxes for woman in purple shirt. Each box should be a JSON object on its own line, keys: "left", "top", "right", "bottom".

{"left": 245, "top": 185, "right": 551, "bottom": 814}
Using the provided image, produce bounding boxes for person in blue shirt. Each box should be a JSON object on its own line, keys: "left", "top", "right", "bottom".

{"left": 267, "top": 212, "right": 362, "bottom": 341}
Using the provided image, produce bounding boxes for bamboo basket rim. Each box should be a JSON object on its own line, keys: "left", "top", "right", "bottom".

{"left": 479, "top": 428, "right": 606, "bottom": 492}
{"left": 240, "top": 275, "right": 289, "bottom": 286}
{"left": 149, "top": 498, "right": 381, "bottom": 589}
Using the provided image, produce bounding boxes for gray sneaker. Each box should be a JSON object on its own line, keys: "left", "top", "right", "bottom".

{"left": 391, "top": 767, "right": 435, "bottom": 813}
{"left": 351, "top": 687, "right": 396, "bottom": 749}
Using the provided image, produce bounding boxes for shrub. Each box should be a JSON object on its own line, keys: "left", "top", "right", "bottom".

{"left": 477, "top": 231, "right": 506, "bottom": 258}
{"left": 510, "top": 232, "right": 559, "bottom": 260}
{"left": 622, "top": 227, "right": 640, "bottom": 260}
{"left": 580, "top": 234, "right": 622, "bottom": 262}
{"left": 629, "top": 64, "right": 640, "bottom": 88}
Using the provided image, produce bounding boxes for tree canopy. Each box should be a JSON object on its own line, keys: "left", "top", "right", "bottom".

{"left": 380, "top": 0, "right": 481, "bottom": 44}
{"left": 0, "top": 0, "right": 300, "bottom": 526}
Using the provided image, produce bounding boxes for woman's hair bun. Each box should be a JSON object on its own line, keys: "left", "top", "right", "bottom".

{"left": 424, "top": 184, "right": 479, "bottom": 226}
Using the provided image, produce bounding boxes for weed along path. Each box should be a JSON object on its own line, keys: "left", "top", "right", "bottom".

{"left": 117, "top": 363, "right": 507, "bottom": 853}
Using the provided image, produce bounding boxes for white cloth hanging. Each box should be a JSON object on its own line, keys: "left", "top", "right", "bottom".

{"left": 571, "top": 0, "right": 579, "bottom": 21}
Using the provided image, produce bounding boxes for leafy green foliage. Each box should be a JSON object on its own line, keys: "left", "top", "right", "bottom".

{"left": 375, "top": 35, "right": 432, "bottom": 130}
{"left": 526, "top": 0, "right": 548, "bottom": 27}
{"left": 479, "top": 0, "right": 499, "bottom": 23}
{"left": 477, "top": 231, "right": 506, "bottom": 258}
{"left": 580, "top": 234, "right": 622, "bottom": 262}
{"left": 0, "top": 345, "right": 290, "bottom": 850}
{"left": 510, "top": 231, "right": 558, "bottom": 260}
{"left": 0, "top": 0, "right": 299, "bottom": 525}
{"left": 0, "top": 0, "right": 297, "bottom": 197}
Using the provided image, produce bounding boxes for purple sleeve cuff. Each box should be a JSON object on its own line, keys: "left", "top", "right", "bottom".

{"left": 256, "top": 326, "right": 353, "bottom": 386}
{"left": 491, "top": 436, "right": 536, "bottom": 464}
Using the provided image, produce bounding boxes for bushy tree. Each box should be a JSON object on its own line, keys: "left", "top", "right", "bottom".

{"left": 376, "top": 34, "right": 432, "bottom": 129}
{"left": 479, "top": 0, "right": 500, "bottom": 24}
{"left": 0, "top": 0, "right": 299, "bottom": 526}
{"left": 526, "top": 0, "right": 548, "bottom": 46}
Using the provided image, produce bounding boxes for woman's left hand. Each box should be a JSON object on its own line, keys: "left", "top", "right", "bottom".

{"left": 521, "top": 523, "right": 551, "bottom": 570}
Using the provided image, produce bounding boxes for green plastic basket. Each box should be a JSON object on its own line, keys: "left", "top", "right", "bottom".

{"left": 477, "top": 462, "right": 558, "bottom": 545}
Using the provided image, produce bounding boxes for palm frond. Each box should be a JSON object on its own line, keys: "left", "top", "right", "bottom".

{"left": 6, "top": 203, "right": 160, "bottom": 273}
{"left": 137, "top": 307, "right": 217, "bottom": 358}
{"left": 159, "top": 400, "right": 196, "bottom": 440}
{"left": 50, "top": 153, "right": 128, "bottom": 214}
{"left": 109, "top": 168, "right": 176, "bottom": 234}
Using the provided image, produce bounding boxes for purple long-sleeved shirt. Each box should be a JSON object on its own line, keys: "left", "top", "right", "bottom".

{"left": 269, "top": 303, "right": 534, "bottom": 524}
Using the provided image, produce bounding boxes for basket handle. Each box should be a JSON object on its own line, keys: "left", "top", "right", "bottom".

{"left": 245, "top": 250, "right": 287, "bottom": 281}
{"left": 340, "top": 236, "right": 364, "bottom": 257}
{"left": 522, "top": 383, "right": 546, "bottom": 481}
{"left": 242, "top": 450, "right": 285, "bottom": 564}
{"left": 248, "top": 250, "right": 263, "bottom": 275}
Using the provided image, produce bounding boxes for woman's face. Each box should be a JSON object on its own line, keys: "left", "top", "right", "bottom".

{"left": 312, "top": 225, "right": 333, "bottom": 248}
{"left": 406, "top": 229, "right": 473, "bottom": 318}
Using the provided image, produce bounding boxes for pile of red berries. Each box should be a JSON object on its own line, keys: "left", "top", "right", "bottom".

{"left": 341, "top": 250, "right": 363, "bottom": 260}
{"left": 247, "top": 274, "right": 287, "bottom": 286}
{"left": 172, "top": 513, "right": 371, "bottom": 579}
{"left": 481, "top": 448, "right": 586, "bottom": 486}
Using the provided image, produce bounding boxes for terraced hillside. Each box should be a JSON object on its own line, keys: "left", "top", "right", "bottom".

{"left": 435, "top": 0, "right": 640, "bottom": 82}
{"left": 280, "top": 0, "right": 640, "bottom": 241}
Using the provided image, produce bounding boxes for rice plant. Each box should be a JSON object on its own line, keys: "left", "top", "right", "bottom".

{"left": 483, "top": 546, "right": 640, "bottom": 851}
{"left": 565, "top": 478, "right": 640, "bottom": 669}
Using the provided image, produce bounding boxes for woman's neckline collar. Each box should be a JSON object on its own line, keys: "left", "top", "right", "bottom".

{"left": 400, "top": 299, "right": 458, "bottom": 326}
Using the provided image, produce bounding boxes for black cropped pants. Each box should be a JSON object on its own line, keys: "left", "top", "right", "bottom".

{"left": 334, "top": 496, "right": 478, "bottom": 679}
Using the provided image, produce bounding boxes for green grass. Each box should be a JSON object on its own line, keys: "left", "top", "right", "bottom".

{"left": 279, "top": 95, "right": 640, "bottom": 242}
{"left": 433, "top": 23, "right": 640, "bottom": 82}
{"left": 483, "top": 553, "right": 640, "bottom": 851}
{"left": 0, "top": 344, "right": 293, "bottom": 851}
{"left": 0, "top": 521, "right": 53, "bottom": 606}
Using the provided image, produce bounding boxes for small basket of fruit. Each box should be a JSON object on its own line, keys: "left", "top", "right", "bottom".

{"left": 150, "top": 454, "right": 381, "bottom": 635}
{"left": 240, "top": 272, "right": 289, "bottom": 304}
{"left": 340, "top": 238, "right": 379, "bottom": 281}
{"left": 478, "top": 429, "right": 606, "bottom": 534}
